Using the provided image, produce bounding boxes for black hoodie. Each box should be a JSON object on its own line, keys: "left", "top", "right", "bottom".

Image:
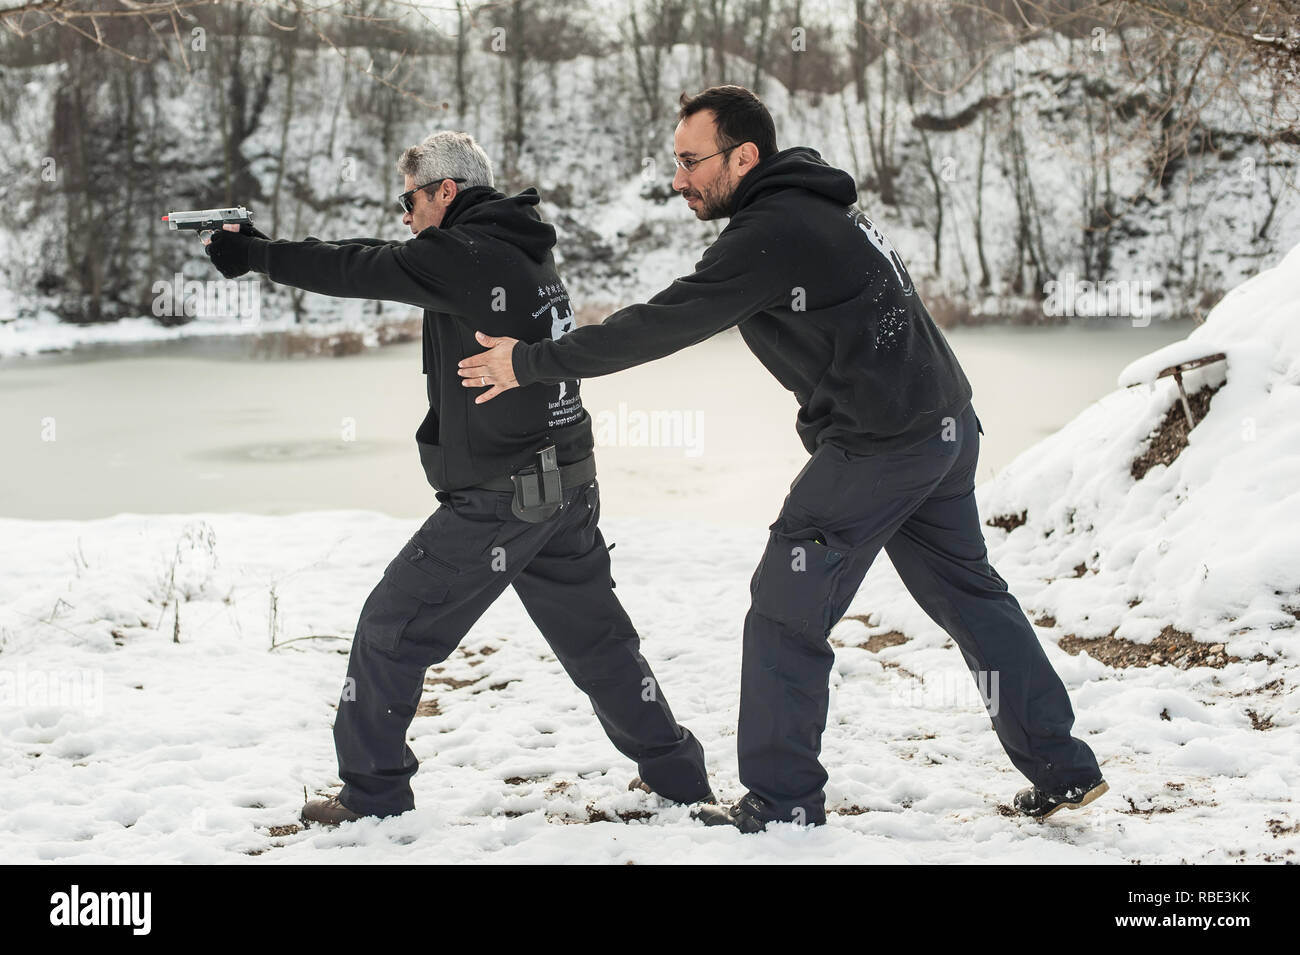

{"left": 245, "top": 186, "right": 592, "bottom": 491}
{"left": 511, "top": 148, "right": 973, "bottom": 455}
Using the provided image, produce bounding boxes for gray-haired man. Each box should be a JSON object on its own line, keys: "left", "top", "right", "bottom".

{"left": 204, "top": 131, "right": 714, "bottom": 823}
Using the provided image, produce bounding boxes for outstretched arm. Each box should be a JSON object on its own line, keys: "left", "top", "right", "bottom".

{"left": 204, "top": 224, "right": 462, "bottom": 312}
{"left": 457, "top": 219, "right": 787, "bottom": 404}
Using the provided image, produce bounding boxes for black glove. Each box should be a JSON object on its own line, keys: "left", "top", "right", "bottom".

{"left": 238, "top": 222, "right": 271, "bottom": 241}
{"left": 206, "top": 229, "right": 255, "bottom": 279}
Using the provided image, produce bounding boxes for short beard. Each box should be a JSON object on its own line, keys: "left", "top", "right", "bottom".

{"left": 683, "top": 173, "right": 737, "bottom": 221}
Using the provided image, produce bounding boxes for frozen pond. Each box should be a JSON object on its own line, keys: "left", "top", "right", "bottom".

{"left": 0, "top": 321, "right": 1197, "bottom": 523}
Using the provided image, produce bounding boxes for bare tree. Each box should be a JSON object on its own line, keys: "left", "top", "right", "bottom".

{"left": 454, "top": 0, "right": 469, "bottom": 121}
{"left": 852, "top": 0, "right": 900, "bottom": 206}
{"left": 748, "top": 0, "right": 772, "bottom": 95}
{"left": 701, "top": 0, "right": 729, "bottom": 84}
{"left": 785, "top": 0, "right": 801, "bottom": 100}
{"left": 623, "top": 0, "right": 688, "bottom": 125}
{"left": 504, "top": 0, "right": 526, "bottom": 186}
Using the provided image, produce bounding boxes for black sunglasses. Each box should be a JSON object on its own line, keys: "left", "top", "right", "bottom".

{"left": 397, "top": 177, "right": 467, "bottom": 214}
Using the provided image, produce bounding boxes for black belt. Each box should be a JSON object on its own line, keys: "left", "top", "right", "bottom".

{"left": 477, "top": 454, "right": 596, "bottom": 492}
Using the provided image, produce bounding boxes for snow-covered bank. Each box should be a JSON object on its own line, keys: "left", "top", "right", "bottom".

{"left": 975, "top": 241, "right": 1300, "bottom": 655}
{"left": 0, "top": 310, "right": 420, "bottom": 360}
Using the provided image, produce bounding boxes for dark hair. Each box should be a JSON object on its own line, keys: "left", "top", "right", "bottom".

{"left": 677, "top": 85, "right": 778, "bottom": 159}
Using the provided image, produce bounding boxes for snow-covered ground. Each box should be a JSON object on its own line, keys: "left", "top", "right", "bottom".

{"left": 1, "top": 246, "right": 1297, "bottom": 864}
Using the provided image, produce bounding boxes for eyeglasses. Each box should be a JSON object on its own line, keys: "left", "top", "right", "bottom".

{"left": 397, "top": 177, "right": 466, "bottom": 214}
{"left": 672, "top": 143, "right": 739, "bottom": 174}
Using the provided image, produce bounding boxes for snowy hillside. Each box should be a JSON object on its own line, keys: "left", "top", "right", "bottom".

{"left": 1, "top": 13, "right": 1297, "bottom": 352}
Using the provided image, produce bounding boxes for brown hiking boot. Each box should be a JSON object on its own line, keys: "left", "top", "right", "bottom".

{"left": 628, "top": 776, "right": 717, "bottom": 805}
{"left": 301, "top": 793, "right": 365, "bottom": 826}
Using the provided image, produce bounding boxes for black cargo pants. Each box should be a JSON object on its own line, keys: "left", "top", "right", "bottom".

{"left": 333, "top": 478, "right": 710, "bottom": 816}
{"left": 738, "top": 403, "right": 1102, "bottom": 823}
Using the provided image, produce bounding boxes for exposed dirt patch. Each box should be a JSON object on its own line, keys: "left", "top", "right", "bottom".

{"left": 862, "top": 630, "right": 909, "bottom": 652}
{"left": 833, "top": 620, "right": 909, "bottom": 653}
{"left": 585, "top": 804, "right": 656, "bottom": 824}
{"left": 840, "top": 613, "right": 874, "bottom": 626}
{"left": 1034, "top": 614, "right": 1057, "bottom": 627}
{"left": 1130, "top": 382, "right": 1224, "bottom": 481}
{"left": 1122, "top": 796, "right": 1175, "bottom": 816}
{"left": 545, "top": 780, "right": 571, "bottom": 796}
{"left": 1266, "top": 818, "right": 1300, "bottom": 837}
{"left": 267, "top": 824, "right": 301, "bottom": 837}
{"left": 424, "top": 675, "right": 481, "bottom": 690}
{"left": 1058, "top": 625, "right": 1238, "bottom": 669}
{"left": 415, "top": 698, "right": 441, "bottom": 717}
{"left": 1120, "top": 795, "right": 1219, "bottom": 816}
{"left": 986, "top": 510, "right": 1028, "bottom": 532}
{"left": 880, "top": 661, "right": 922, "bottom": 680}
{"left": 831, "top": 805, "right": 873, "bottom": 816}
{"left": 1228, "top": 677, "right": 1285, "bottom": 697}
{"left": 1246, "top": 708, "right": 1275, "bottom": 731}
{"left": 615, "top": 809, "right": 655, "bottom": 822}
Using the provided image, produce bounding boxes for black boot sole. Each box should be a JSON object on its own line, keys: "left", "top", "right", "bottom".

{"left": 1034, "top": 779, "right": 1109, "bottom": 820}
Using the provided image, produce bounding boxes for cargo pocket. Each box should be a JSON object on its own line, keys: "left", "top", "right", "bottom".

{"left": 751, "top": 532, "right": 847, "bottom": 636}
{"left": 359, "top": 540, "right": 454, "bottom": 653}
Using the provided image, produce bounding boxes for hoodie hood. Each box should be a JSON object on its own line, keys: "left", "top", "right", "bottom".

{"left": 727, "top": 146, "right": 858, "bottom": 218}
{"left": 434, "top": 184, "right": 557, "bottom": 263}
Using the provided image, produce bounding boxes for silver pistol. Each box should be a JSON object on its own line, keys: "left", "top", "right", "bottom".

{"left": 162, "top": 206, "right": 254, "bottom": 243}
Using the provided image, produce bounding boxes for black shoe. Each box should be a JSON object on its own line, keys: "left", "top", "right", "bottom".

{"left": 628, "top": 775, "right": 717, "bottom": 805}
{"left": 691, "top": 793, "right": 823, "bottom": 833}
{"left": 1013, "top": 777, "right": 1109, "bottom": 819}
